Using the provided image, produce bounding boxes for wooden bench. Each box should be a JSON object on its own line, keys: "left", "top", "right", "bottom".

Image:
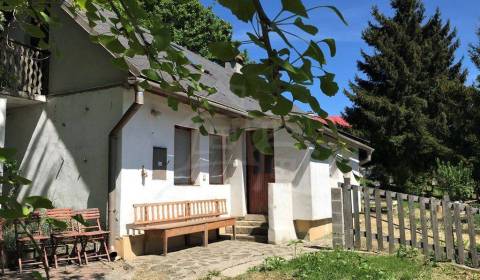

{"left": 127, "top": 199, "right": 236, "bottom": 255}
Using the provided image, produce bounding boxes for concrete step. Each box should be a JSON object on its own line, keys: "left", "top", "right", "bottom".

{"left": 226, "top": 225, "right": 268, "bottom": 235}
{"left": 222, "top": 233, "right": 268, "bottom": 243}
{"left": 235, "top": 220, "right": 268, "bottom": 227}
{"left": 237, "top": 214, "right": 268, "bottom": 222}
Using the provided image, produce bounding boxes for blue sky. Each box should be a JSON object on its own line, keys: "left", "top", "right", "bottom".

{"left": 200, "top": 0, "right": 480, "bottom": 116}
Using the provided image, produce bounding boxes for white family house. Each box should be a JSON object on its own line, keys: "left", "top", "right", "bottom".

{"left": 1, "top": 3, "right": 373, "bottom": 251}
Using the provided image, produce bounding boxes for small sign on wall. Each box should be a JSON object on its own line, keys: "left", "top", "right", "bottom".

{"left": 152, "top": 147, "right": 167, "bottom": 180}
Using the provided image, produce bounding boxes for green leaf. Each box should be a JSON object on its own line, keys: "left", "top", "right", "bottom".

{"left": 72, "top": 214, "right": 89, "bottom": 226}
{"left": 281, "top": 0, "right": 307, "bottom": 17}
{"left": 199, "top": 125, "right": 209, "bottom": 136}
{"left": 336, "top": 159, "right": 352, "bottom": 173}
{"left": 272, "top": 57, "right": 297, "bottom": 74}
{"left": 0, "top": 147, "right": 16, "bottom": 163}
{"left": 31, "top": 271, "right": 45, "bottom": 280}
{"left": 294, "top": 18, "right": 318, "bottom": 35}
{"left": 45, "top": 218, "right": 68, "bottom": 231}
{"left": 76, "top": 0, "right": 88, "bottom": 10}
{"left": 151, "top": 26, "right": 171, "bottom": 50}
{"left": 14, "top": 175, "right": 31, "bottom": 186}
{"left": 271, "top": 96, "right": 293, "bottom": 116}
{"left": 248, "top": 110, "right": 267, "bottom": 118}
{"left": 218, "top": 0, "right": 256, "bottom": 22}
{"left": 39, "top": 11, "right": 51, "bottom": 24}
{"left": 320, "top": 73, "right": 339, "bottom": 96}
{"left": 209, "top": 41, "right": 239, "bottom": 62}
{"left": 312, "top": 146, "right": 332, "bottom": 161}
{"left": 229, "top": 128, "right": 244, "bottom": 142}
{"left": 104, "top": 38, "right": 126, "bottom": 54}
{"left": 304, "top": 41, "right": 325, "bottom": 65}
{"left": 191, "top": 116, "right": 204, "bottom": 124}
{"left": 308, "top": 97, "right": 328, "bottom": 118}
{"left": 252, "top": 129, "right": 273, "bottom": 155}
{"left": 168, "top": 96, "right": 179, "bottom": 111}
{"left": 320, "top": 38, "right": 336, "bottom": 57}
{"left": 22, "top": 23, "right": 45, "bottom": 38}
{"left": 289, "top": 84, "right": 310, "bottom": 103}
{"left": 294, "top": 142, "right": 307, "bottom": 150}
{"left": 325, "top": 118, "right": 338, "bottom": 135}
{"left": 230, "top": 73, "right": 248, "bottom": 97}
{"left": 112, "top": 57, "right": 129, "bottom": 71}
{"left": 141, "top": 69, "right": 161, "bottom": 81}
{"left": 24, "top": 196, "right": 54, "bottom": 209}
{"left": 321, "top": 6, "right": 348, "bottom": 25}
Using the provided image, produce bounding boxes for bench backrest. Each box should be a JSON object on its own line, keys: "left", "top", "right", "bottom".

{"left": 74, "top": 208, "right": 103, "bottom": 232}
{"left": 46, "top": 208, "right": 76, "bottom": 232}
{"left": 133, "top": 199, "right": 228, "bottom": 225}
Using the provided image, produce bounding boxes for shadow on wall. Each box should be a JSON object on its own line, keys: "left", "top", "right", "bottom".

{"left": 5, "top": 89, "right": 123, "bottom": 222}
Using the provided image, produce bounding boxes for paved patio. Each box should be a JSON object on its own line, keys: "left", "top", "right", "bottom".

{"left": 3, "top": 238, "right": 331, "bottom": 279}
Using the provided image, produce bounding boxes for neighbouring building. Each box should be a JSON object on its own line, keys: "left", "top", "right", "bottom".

{"left": 1, "top": 2, "right": 373, "bottom": 250}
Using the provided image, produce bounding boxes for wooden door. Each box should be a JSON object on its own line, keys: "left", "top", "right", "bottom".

{"left": 246, "top": 130, "right": 275, "bottom": 214}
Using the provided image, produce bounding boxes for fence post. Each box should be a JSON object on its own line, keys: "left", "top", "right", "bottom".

{"left": 331, "top": 183, "right": 345, "bottom": 249}
{"left": 342, "top": 178, "right": 353, "bottom": 249}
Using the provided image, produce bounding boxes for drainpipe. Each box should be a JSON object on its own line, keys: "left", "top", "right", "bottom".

{"left": 108, "top": 77, "right": 144, "bottom": 250}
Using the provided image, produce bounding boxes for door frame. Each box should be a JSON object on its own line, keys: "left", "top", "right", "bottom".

{"left": 245, "top": 129, "right": 275, "bottom": 214}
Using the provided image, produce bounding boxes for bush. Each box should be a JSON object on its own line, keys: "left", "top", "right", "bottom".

{"left": 405, "top": 160, "right": 476, "bottom": 201}
{"left": 435, "top": 159, "right": 476, "bottom": 201}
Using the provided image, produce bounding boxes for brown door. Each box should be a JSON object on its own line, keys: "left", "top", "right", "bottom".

{"left": 246, "top": 130, "right": 275, "bottom": 214}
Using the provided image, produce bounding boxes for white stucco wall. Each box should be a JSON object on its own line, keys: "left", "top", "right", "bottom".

{"left": 5, "top": 86, "right": 125, "bottom": 216}
{"left": 270, "top": 127, "right": 363, "bottom": 221}
{"left": 116, "top": 92, "right": 244, "bottom": 235}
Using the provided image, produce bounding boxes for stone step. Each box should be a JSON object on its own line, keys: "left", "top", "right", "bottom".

{"left": 237, "top": 214, "right": 268, "bottom": 222}
{"left": 226, "top": 225, "right": 267, "bottom": 235}
{"left": 222, "top": 233, "right": 268, "bottom": 243}
{"left": 235, "top": 220, "right": 268, "bottom": 227}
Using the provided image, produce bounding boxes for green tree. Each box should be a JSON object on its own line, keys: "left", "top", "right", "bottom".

{"left": 138, "top": 0, "right": 233, "bottom": 60}
{"left": 469, "top": 25, "right": 480, "bottom": 86}
{"left": 344, "top": 0, "right": 468, "bottom": 188}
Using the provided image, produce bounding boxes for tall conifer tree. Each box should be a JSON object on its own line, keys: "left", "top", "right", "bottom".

{"left": 344, "top": 0, "right": 467, "bottom": 188}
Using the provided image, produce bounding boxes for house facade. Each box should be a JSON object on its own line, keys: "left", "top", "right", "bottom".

{"left": 1, "top": 3, "right": 373, "bottom": 248}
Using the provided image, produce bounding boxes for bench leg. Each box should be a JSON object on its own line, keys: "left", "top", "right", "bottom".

{"left": 203, "top": 229, "right": 208, "bottom": 247}
{"left": 163, "top": 232, "right": 168, "bottom": 256}
{"left": 143, "top": 231, "right": 148, "bottom": 255}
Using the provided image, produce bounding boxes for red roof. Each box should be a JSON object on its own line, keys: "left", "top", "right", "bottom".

{"left": 313, "top": 115, "right": 351, "bottom": 128}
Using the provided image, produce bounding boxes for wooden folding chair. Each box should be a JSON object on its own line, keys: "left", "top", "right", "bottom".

{"left": 14, "top": 213, "right": 50, "bottom": 273}
{"left": 46, "top": 208, "right": 82, "bottom": 268}
{"left": 75, "top": 208, "right": 111, "bottom": 264}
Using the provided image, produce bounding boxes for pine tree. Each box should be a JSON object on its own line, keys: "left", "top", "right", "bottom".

{"left": 344, "top": 0, "right": 468, "bottom": 188}
{"left": 469, "top": 26, "right": 480, "bottom": 86}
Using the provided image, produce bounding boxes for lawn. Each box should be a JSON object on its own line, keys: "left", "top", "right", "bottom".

{"left": 230, "top": 249, "right": 480, "bottom": 280}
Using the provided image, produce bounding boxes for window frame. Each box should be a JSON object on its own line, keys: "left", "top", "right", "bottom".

{"left": 174, "top": 125, "right": 193, "bottom": 185}
{"left": 209, "top": 134, "right": 224, "bottom": 185}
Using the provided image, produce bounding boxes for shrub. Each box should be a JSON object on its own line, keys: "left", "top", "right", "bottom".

{"left": 435, "top": 159, "right": 476, "bottom": 201}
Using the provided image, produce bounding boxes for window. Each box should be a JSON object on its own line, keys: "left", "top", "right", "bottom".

{"left": 152, "top": 147, "right": 167, "bottom": 180}
{"left": 174, "top": 126, "right": 192, "bottom": 185}
{"left": 209, "top": 134, "right": 224, "bottom": 184}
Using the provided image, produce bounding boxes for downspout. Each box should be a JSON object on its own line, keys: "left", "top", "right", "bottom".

{"left": 108, "top": 77, "right": 144, "bottom": 250}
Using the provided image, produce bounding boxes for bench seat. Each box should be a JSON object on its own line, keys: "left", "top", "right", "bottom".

{"left": 129, "top": 199, "right": 236, "bottom": 255}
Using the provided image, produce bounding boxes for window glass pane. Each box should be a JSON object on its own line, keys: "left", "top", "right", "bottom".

{"left": 209, "top": 135, "right": 223, "bottom": 184}
{"left": 174, "top": 127, "right": 191, "bottom": 185}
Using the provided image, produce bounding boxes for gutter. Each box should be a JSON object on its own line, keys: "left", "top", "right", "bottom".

{"left": 107, "top": 77, "right": 144, "bottom": 250}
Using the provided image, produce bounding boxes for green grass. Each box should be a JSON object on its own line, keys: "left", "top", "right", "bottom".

{"left": 232, "top": 248, "right": 480, "bottom": 280}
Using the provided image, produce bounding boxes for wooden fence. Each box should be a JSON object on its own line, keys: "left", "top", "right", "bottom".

{"left": 331, "top": 178, "right": 480, "bottom": 268}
